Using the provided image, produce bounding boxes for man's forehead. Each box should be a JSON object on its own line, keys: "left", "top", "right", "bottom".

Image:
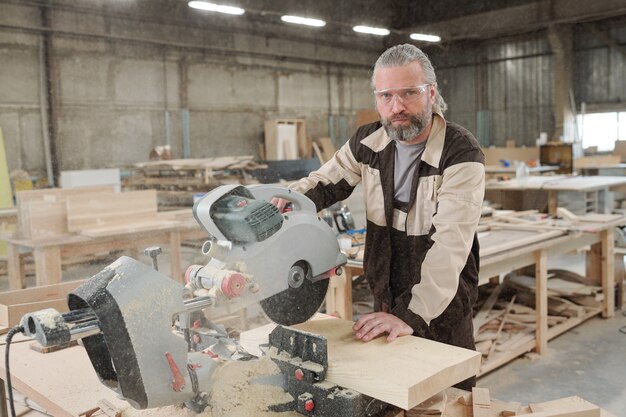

{"left": 373, "top": 62, "right": 425, "bottom": 88}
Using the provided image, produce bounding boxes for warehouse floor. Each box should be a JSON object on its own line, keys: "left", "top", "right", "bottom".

{"left": 3, "top": 247, "right": 626, "bottom": 416}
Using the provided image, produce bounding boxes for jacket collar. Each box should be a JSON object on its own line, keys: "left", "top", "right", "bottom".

{"left": 421, "top": 111, "right": 446, "bottom": 169}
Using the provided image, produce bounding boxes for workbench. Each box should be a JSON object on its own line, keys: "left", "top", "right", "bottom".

{"left": 485, "top": 175, "right": 626, "bottom": 214}
{"left": 484, "top": 165, "right": 559, "bottom": 176}
{"left": 326, "top": 215, "right": 625, "bottom": 376}
{"left": 4, "top": 220, "right": 206, "bottom": 290}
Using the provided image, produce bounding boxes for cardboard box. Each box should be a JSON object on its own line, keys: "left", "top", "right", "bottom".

{"left": 0, "top": 280, "right": 85, "bottom": 328}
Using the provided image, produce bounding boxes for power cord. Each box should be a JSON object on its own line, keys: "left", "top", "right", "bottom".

{"left": 5, "top": 325, "right": 25, "bottom": 417}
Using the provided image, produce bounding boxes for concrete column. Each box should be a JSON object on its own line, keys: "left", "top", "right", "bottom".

{"left": 547, "top": 24, "right": 576, "bottom": 142}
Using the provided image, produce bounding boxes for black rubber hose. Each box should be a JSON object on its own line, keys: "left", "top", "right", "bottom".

{"left": 5, "top": 325, "right": 25, "bottom": 417}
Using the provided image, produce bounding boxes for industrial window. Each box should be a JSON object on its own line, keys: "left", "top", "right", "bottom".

{"left": 577, "top": 111, "right": 626, "bottom": 152}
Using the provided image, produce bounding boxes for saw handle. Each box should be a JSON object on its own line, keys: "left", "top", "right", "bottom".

{"left": 246, "top": 184, "right": 317, "bottom": 213}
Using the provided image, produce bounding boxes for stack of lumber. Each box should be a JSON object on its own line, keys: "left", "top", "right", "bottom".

{"left": 13, "top": 187, "right": 195, "bottom": 240}
{"left": 15, "top": 185, "right": 116, "bottom": 240}
{"left": 473, "top": 270, "right": 602, "bottom": 370}
{"left": 123, "top": 156, "right": 264, "bottom": 193}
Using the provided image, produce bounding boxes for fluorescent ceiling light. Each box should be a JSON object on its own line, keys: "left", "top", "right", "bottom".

{"left": 410, "top": 33, "right": 441, "bottom": 43}
{"left": 281, "top": 15, "right": 326, "bottom": 27}
{"left": 188, "top": 1, "right": 245, "bottom": 15}
{"left": 353, "top": 25, "right": 390, "bottom": 36}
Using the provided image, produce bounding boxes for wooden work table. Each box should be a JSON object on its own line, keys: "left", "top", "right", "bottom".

{"left": 4, "top": 219, "right": 207, "bottom": 290}
{"left": 326, "top": 215, "right": 625, "bottom": 376}
{"left": 485, "top": 175, "right": 626, "bottom": 214}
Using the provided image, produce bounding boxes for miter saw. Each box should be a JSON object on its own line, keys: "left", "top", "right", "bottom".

{"left": 12, "top": 184, "right": 347, "bottom": 413}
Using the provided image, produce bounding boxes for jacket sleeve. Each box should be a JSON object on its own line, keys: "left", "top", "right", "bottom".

{"left": 289, "top": 139, "right": 363, "bottom": 211}
{"left": 392, "top": 153, "right": 485, "bottom": 329}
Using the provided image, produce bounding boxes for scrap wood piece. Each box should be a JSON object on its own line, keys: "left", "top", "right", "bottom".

{"left": 500, "top": 401, "right": 522, "bottom": 416}
{"left": 548, "top": 269, "right": 596, "bottom": 286}
{"left": 97, "top": 399, "right": 122, "bottom": 417}
{"left": 528, "top": 396, "right": 601, "bottom": 417}
{"left": 473, "top": 286, "right": 502, "bottom": 337}
{"left": 486, "top": 296, "right": 516, "bottom": 359}
{"left": 78, "top": 399, "right": 122, "bottom": 417}
{"left": 79, "top": 405, "right": 101, "bottom": 417}
{"left": 494, "top": 331, "right": 535, "bottom": 352}
{"left": 29, "top": 339, "right": 78, "bottom": 354}
{"left": 472, "top": 387, "right": 491, "bottom": 417}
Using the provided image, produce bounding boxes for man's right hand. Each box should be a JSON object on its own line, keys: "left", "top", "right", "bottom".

{"left": 270, "top": 197, "right": 291, "bottom": 213}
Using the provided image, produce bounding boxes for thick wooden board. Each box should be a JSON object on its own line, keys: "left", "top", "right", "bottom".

{"left": 16, "top": 186, "right": 116, "bottom": 239}
{"left": 0, "top": 128, "right": 12, "bottom": 210}
{"left": 0, "top": 280, "right": 85, "bottom": 327}
{"left": 78, "top": 217, "right": 178, "bottom": 238}
{"left": 291, "top": 318, "right": 481, "bottom": 410}
{"left": 528, "top": 396, "right": 602, "bottom": 416}
{"left": 574, "top": 155, "right": 620, "bottom": 169}
{"left": 24, "top": 200, "right": 68, "bottom": 239}
{"left": 66, "top": 190, "right": 157, "bottom": 232}
{"left": 482, "top": 147, "right": 539, "bottom": 166}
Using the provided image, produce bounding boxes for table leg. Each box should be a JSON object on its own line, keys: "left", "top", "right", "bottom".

{"left": 547, "top": 191, "right": 557, "bottom": 215}
{"left": 535, "top": 250, "right": 548, "bottom": 355}
{"left": 6, "top": 243, "right": 24, "bottom": 290}
{"left": 169, "top": 231, "right": 182, "bottom": 284}
{"left": 601, "top": 228, "right": 615, "bottom": 318}
{"left": 326, "top": 267, "right": 354, "bottom": 320}
{"left": 33, "top": 246, "right": 62, "bottom": 286}
{"left": 0, "top": 377, "right": 7, "bottom": 417}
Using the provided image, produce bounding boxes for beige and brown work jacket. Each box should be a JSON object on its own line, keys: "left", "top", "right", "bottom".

{"left": 290, "top": 113, "right": 485, "bottom": 349}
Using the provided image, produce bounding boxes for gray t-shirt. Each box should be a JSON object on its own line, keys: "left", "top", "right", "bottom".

{"left": 394, "top": 140, "right": 426, "bottom": 205}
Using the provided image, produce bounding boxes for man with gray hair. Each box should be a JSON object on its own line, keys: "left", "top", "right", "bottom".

{"left": 274, "top": 44, "right": 484, "bottom": 390}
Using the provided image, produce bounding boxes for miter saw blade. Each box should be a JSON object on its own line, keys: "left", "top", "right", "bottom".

{"left": 259, "top": 274, "right": 329, "bottom": 326}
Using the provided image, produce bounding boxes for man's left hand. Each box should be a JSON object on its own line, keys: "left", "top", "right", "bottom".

{"left": 352, "top": 312, "right": 413, "bottom": 342}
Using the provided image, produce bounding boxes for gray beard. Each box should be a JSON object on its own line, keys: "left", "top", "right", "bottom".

{"left": 384, "top": 113, "right": 431, "bottom": 142}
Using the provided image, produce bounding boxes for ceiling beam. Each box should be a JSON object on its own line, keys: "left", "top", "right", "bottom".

{"left": 408, "top": 0, "right": 626, "bottom": 42}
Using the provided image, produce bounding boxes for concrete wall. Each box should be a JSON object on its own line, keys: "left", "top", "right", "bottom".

{"left": 2, "top": 2, "right": 625, "bottom": 179}
{"left": 0, "top": 1, "right": 381, "bottom": 179}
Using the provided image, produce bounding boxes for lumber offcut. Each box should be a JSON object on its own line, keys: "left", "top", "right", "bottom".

{"left": 292, "top": 318, "right": 481, "bottom": 410}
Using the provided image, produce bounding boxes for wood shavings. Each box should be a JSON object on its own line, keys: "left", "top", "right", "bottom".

{"left": 120, "top": 356, "right": 298, "bottom": 417}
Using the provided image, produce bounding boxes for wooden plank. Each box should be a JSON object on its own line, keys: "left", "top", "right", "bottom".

{"left": 472, "top": 387, "right": 491, "bottom": 417}
{"left": 528, "top": 396, "right": 602, "bottom": 417}
{"left": 482, "top": 146, "right": 539, "bottom": 166}
{"left": 0, "top": 280, "right": 85, "bottom": 327}
{"left": 66, "top": 190, "right": 157, "bottom": 233}
{"left": 291, "top": 318, "right": 481, "bottom": 410}
{"left": 77, "top": 218, "right": 178, "bottom": 238}
{"left": 319, "top": 137, "right": 336, "bottom": 163}
{"left": 16, "top": 186, "right": 116, "bottom": 239}
{"left": 25, "top": 200, "right": 68, "bottom": 239}
{"left": 574, "top": 155, "right": 620, "bottom": 169}
{"left": 0, "top": 127, "right": 13, "bottom": 210}
{"left": 535, "top": 250, "right": 548, "bottom": 355}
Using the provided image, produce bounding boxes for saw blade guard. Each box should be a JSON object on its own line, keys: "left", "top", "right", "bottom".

{"left": 191, "top": 185, "right": 347, "bottom": 324}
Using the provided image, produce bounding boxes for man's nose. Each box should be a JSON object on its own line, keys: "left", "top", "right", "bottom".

{"left": 390, "top": 95, "right": 407, "bottom": 112}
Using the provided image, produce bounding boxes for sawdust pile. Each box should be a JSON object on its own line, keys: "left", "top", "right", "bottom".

{"left": 121, "top": 356, "right": 299, "bottom": 417}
